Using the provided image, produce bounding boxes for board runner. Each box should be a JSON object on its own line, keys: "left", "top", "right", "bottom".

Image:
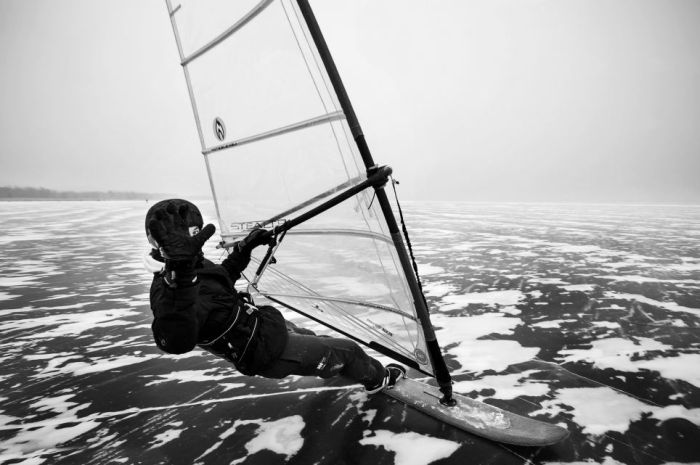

{"left": 144, "top": 198, "right": 406, "bottom": 392}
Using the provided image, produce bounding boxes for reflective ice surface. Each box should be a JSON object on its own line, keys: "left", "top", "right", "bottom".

{"left": 0, "top": 201, "right": 698, "bottom": 464}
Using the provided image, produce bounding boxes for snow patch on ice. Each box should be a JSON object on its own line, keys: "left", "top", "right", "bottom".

{"left": 0, "top": 291, "right": 19, "bottom": 301}
{"left": 220, "top": 383, "right": 246, "bottom": 393}
{"left": 543, "top": 457, "right": 626, "bottom": 465}
{"left": 148, "top": 421, "right": 184, "bottom": 449}
{"left": 0, "top": 414, "right": 21, "bottom": 428}
{"left": 440, "top": 289, "right": 525, "bottom": 311}
{"left": 243, "top": 415, "right": 304, "bottom": 459}
{"left": 531, "top": 319, "right": 577, "bottom": 329}
{"left": 561, "top": 284, "right": 597, "bottom": 292}
{"left": 145, "top": 369, "right": 236, "bottom": 386}
{"left": 559, "top": 338, "right": 700, "bottom": 387}
{"left": 433, "top": 313, "right": 519, "bottom": 342}
{"left": 551, "top": 245, "right": 603, "bottom": 254}
{"left": 417, "top": 264, "right": 444, "bottom": 276}
{"left": 528, "top": 277, "right": 569, "bottom": 285}
{"left": 422, "top": 281, "right": 457, "bottom": 298}
{"left": 452, "top": 339, "right": 540, "bottom": 374}
{"left": 590, "top": 321, "right": 620, "bottom": 329}
{"left": 453, "top": 370, "right": 550, "bottom": 400}
{"left": 28, "top": 353, "right": 154, "bottom": 378}
{"left": 668, "top": 259, "right": 700, "bottom": 272}
{"left": 433, "top": 313, "right": 539, "bottom": 373}
{"left": 205, "top": 416, "right": 306, "bottom": 465}
{"left": 532, "top": 386, "right": 700, "bottom": 435}
{"left": 632, "top": 354, "right": 700, "bottom": 387}
{"left": 0, "top": 309, "right": 140, "bottom": 339}
{"left": 604, "top": 292, "right": 700, "bottom": 317}
{"left": 0, "top": 393, "right": 100, "bottom": 463}
{"left": 0, "top": 276, "right": 40, "bottom": 287}
{"left": 360, "top": 430, "right": 460, "bottom": 465}
{"left": 598, "top": 275, "right": 699, "bottom": 284}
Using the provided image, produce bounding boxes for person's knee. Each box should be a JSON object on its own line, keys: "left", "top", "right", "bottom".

{"left": 285, "top": 320, "right": 316, "bottom": 336}
{"left": 328, "top": 337, "right": 363, "bottom": 355}
{"left": 316, "top": 348, "right": 346, "bottom": 378}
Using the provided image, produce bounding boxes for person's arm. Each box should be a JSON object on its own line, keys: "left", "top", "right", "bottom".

{"left": 150, "top": 276, "right": 199, "bottom": 354}
{"left": 221, "top": 229, "right": 274, "bottom": 284}
{"left": 147, "top": 202, "right": 215, "bottom": 354}
{"left": 220, "top": 247, "right": 251, "bottom": 284}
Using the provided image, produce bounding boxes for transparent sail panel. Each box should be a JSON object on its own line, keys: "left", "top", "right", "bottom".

{"left": 255, "top": 232, "right": 429, "bottom": 370}
{"left": 172, "top": 0, "right": 271, "bottom": 59}
{"left": 174, "top": 0, "right": 339, "bottom": 148}
{"left": 206, "top": 120, "right": 364, "bottom": 238}
{"left": 169, "top": 0, "right": 433, "bottom": 374}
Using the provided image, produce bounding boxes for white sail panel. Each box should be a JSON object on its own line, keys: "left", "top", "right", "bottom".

{"left": 173, "top": 0, "right": 271, "bottom": 59}
{"left": 173, "top": 0, "right": 339, "bottom": 149}
{"left": 206, "top": 121, "right": 364, "bottom": 236}
{"left": 257, "top": 232, "right": 428, "bottom": 368}
{"left": 168, "top": 0, "right": 433, "bottom": 374}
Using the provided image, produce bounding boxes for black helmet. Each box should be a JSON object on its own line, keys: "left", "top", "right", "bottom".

{"left": 145, "top": 199, "right": 204, "bottom": 248}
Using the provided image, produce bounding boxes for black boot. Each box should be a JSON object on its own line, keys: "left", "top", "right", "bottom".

{"left": 366, "top": 363, "right": 406, "bottom": 394}
{"left": 385, "top": 363, "right": 406, "bottom": 388}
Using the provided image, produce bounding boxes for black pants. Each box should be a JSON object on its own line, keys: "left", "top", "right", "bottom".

{"left": 257, "top": 322, "right": 386, "bottom": 390}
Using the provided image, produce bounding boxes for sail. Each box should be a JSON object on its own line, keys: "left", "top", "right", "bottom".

{"left": 166, "top": 0, "right": 434, "bottom": 375}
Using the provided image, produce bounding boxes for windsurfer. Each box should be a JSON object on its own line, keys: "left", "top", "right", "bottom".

{"left": 144, "top": 198, "right": 405, "bottom": 393}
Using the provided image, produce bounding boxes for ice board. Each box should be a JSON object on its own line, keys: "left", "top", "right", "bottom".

{"left": 383, "top": 376, "right": 569, "bottom": 446}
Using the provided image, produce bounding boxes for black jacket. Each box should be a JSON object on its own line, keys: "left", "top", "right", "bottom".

{"left": 149, "top": 249, "right": 288, "bottom": 375}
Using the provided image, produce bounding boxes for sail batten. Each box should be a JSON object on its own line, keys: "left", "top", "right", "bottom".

{"left": 181, "top": 0, "right": 275, "bottom": 66}
{"left": 203, "top": 111, "right": 346, "bottom": 154}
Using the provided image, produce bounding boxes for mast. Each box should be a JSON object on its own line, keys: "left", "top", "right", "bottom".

{"left": 295, "top": 0, "right": 455, "bottom": 405}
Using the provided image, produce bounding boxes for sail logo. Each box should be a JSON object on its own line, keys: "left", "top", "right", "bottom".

{"left": 414, "top": 349, "right": 428, "bottom": 365}
{"left": 230, "top": 219, "right": 287, "bottom": 233}
{"left": 213, "top": 117, "right": 226, "bottom": 141}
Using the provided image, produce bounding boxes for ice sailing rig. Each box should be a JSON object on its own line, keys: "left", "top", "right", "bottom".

{"left": 165, "top": 0, "right": 568, "bottom": 445}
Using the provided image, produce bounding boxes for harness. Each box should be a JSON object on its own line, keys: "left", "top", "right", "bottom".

{"left": 198, "top": 292, "right": 260, "bottom": 368}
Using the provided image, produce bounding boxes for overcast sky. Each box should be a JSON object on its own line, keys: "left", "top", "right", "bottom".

{"left": 1, "top": 0, "right": 698, "bottom": 203}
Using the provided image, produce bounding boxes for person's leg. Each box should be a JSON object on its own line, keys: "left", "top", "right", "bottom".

{"left": 285, "top": 320, "right": 317, "bottom": 336}
{"left": 258, "top": 333, "right": 386, "bottom": 389}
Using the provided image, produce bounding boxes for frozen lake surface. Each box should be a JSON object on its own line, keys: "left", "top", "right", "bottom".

{"left": 1, "top": 200, "right": 699, "bottom": 464}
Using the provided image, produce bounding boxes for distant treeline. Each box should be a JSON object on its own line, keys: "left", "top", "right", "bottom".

{"left": 0, "top": 186, "right": 161, "bottom": 201}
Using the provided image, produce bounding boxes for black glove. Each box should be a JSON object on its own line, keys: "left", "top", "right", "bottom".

{"left": 148, "top": 203, "right": 216, "bottom": 271}
{"left": 235, "top": 228, "right": 275, "bottom": 254}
